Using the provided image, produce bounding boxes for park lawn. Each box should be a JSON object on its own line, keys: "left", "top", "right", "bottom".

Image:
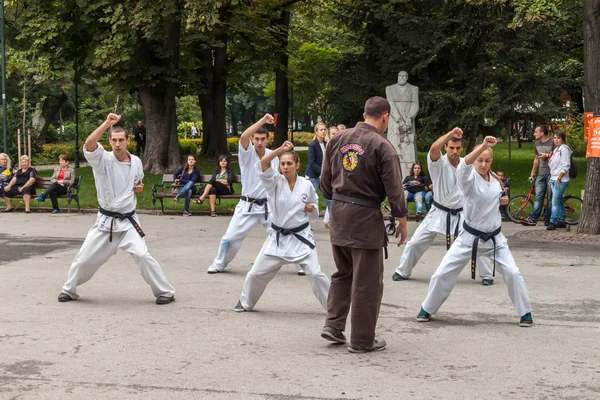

{"left": 19, "top": 144, "right": 588, "bottom": 213}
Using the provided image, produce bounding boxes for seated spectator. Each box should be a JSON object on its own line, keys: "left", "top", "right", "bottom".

{"left": 36, "top": 154, "right": 75, "bottom": 214}
{"left": 3, "top": 155, "right": 37, "bottom": 213}
{"left": 173, "top": 155, "right": 200, "bottom": 216}
{"left": 403, "top": 161, "right": 433, "bottom": 220}
{"left": 0, "top": 153, "right": 12, "bottom": 197}
{"left": 496, "top": 170, "right": 510, "bottom": 220}
{"left": 195, "top": 155, "right": 235, "bottom": 217}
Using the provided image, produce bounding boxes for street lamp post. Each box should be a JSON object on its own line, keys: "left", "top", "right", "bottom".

{"left": 1, "top": 1, "right": 8, "bottom": 153}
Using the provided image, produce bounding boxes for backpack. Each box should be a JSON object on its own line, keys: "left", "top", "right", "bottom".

{"left": 569, "top": 153, "right": 577, "bottom": 179}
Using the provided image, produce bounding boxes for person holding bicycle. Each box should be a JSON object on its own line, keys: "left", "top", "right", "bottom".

{"left": 521, "top": 125, "right": 555, "bottom": 226}
{"left": 547, "top": 131, "right": 572, "bottom": 230}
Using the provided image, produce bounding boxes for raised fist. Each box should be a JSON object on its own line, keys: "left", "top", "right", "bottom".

{"left": 263, "top": 114, "right": 275, "bottom": 124}
{"left": 106, "top": 113, "right": 122, "bottom": 126}
{"left": 281, "top": 141, "right": 294, "bottom": 152}
{"left": 483, "top": 136, "right": 497, "bottom": 147}
{"left": 450, "top": 127, "right": 463, "bottom": 140}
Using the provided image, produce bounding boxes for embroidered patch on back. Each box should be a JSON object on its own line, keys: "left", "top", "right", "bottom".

{"left": 340, "top": 143, "right": 365, "bottom": 172}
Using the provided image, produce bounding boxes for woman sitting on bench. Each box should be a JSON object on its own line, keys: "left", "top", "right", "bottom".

{"left": 36, "top": 154, "right": 75, "bottom": 214}
{"left": 173, "top": 155, "right": 200, "bottom": 217}
{"left": 403, "top": 161, "right": 433, "bottom": 220}
{"left": 195, "top": 155, "right": 236, "bottom": 217}
{"left": 3, "top": 155, "right": 37, "bottom": 213}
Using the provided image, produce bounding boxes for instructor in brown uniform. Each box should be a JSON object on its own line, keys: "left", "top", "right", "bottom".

{"left": 319, "top": 96, "right": 408, "bottom": 353}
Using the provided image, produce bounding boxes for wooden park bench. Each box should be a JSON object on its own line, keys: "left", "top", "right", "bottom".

{"left": 152, "top": 174, "right": 241, "bottom": 214}
{"left": 5, "top": 176, "right": 82, "bottom": 212}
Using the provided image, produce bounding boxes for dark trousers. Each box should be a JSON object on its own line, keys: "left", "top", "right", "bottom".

{"left": 42, "top": 182, "right": 68, "bottom": 210}
{"left": 208, "top": 179, "right": 232, "bottom": 195}
{"left": 135, "top": 137, "right": 146, "bottom": 156}
{"left": 325, "top": 245, "right": 384, "bottom": 348}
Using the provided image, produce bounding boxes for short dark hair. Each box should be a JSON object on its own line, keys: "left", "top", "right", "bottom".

{"left": 109, "top": 126, "right": 128, "bottom": 140}
{"left": 254, "top": 126, "right": 269, "bottom": 136}
{"left": 447, "top": 137, "right": 464, "bottom": 145}
{"left": 496, "top": 169, "right": 505, "bottom": 174}
{"left": 554, "top": 130, "right": 567, "bottom": 143}
{"left": 364, "top": 96, "right": 391, "bottom": 118}
{"left": 537, "top": 124, "right": 548, "bottom": 135}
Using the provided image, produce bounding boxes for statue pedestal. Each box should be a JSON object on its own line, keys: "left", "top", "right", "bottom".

{"left": 388, "top": 131, "right": 418, "bottom": 178}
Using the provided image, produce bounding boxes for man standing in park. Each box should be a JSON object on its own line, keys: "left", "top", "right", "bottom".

{"left": 522, "top": 125, "right": 555, "bottom": 226}
{"left": 133, "top": 120, "right": 146, "bottom": 156}
{"left": 58, "top": 113, "right": 175, "bottom": 304}
{"left": 319, "top": 96, "right": 408, "bottom": 353}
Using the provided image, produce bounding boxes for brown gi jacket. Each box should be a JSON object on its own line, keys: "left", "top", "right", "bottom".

{"left": 321, "top": 122, "right": 407, "bottom": 249}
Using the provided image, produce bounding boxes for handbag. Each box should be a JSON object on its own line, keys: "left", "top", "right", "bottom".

{"left": 406, "top": 183, "right": 426, "bottom": 193}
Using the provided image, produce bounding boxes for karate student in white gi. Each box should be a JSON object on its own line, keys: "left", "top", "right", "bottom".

{"left": 418, "top": 136, "right": 533, "bottom": 327}
{"left": 234, "top": 141, "right": 330, "bottom": 312}
{"left": 58, "top": 114, "right": 175, "bottom": 305}
{"left": 392, "top": 128, "right": 494, "bottom": 285}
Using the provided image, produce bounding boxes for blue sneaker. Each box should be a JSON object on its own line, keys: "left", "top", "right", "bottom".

{"left": 36, "top": 195, "right": 44, "bottom": 203}
{"left": 519, "top": 312, "right": 533, "bottom": 327}
{"left": 481, "top": 279, "right": 494, "bottom": 286}
{"left": 417, "top": 307, "right": 430, "bottom": 322}
{"left": 392, "top": 272, "right": 407, "bottom": 281}
{"left": 51, "top": 209, "right": 59, "bottom": 214}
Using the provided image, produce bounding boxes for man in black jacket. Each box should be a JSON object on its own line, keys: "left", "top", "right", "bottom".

{"left": 133, "top": 120, "right": 146, "bottom": 156}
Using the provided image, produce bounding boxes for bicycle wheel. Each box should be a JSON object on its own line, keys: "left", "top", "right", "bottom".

{"left": 386, "top": 221, "right": 396, "bottom": 236}
{"left": 563, "top": 196, "right": 583, "bottom": 225}
{"left": 507, "top": 195, "right": 533, "bottom": 223}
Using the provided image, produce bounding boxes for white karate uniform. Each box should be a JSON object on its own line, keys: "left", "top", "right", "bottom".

{"left": 395, "top": 152, "right": 493, "bottom": 280}
{"left": 61, "top": 143, "right": 175, "bottom": 299}
{"left": 239, "top": 163, "right": 330, "bottom": 311}
{"left": 209, "top": 142, "right": 280, "bottom": 272}
{"left": 421, "top": 160, "right": 531, "bottom": 316}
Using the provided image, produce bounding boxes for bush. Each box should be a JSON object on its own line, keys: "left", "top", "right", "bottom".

{"left": 563, "top": 118, "right": 586, "bottom": 157}
{"left": 179, "top": 139, "right": 199, "bottom": 157}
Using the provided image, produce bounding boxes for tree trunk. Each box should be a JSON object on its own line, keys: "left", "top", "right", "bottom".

{"left": 139, "top": 85, "right": 181, "bottom": 173}
{"left": 273, "top": 11, "right": 291, "bottom": 148}
{"left": 578, "top": 0, "right": 600, "bottom": 234}
{"left": 229, "top": 95, "right": 239, "bottom": 137}
{"left": 38, "top": 90, "right": 68, "bottom": 143}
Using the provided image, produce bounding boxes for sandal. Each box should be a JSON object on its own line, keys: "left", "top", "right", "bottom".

{"left": 194, "top": 199, "right": 203, "bottom": 205}
{"left": 210, "top": 211, "right": 216, "bottom": 217}
{"left": 2, "top": 208, "right": 14, "bottom": 213}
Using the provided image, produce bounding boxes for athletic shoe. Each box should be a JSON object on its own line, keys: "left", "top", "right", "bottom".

{"left": 156, "top": 296, "right": 175, "bottom": 305}
{"left": 297, "top": 268, "right": 306, "bottom": 276}
{"left": 417, "top": 307, "right": 430, "bottom": 322}
{"left": 392, "top": 272, "right": 407, "bottom": 281}
{"left": 481, "top": 279, "right": 494, "bottom": 286}
{"left": 36, "top": 195, "right": 45, "bottom": 203}
{"left": 321, "top": 326, "right": 347, "bottom": 344}
{"left": 348, "top": 338, "right": 386, "bottom": 353}
{"left": 234, "top": 300, "right": 246, "bottom": 312}
{"left": 57, "top": 293, "right": 73, "bottom": 302}
{"left": 556, "top": 221, "right": 567, "bottom": 228}
{"left": 415, "top": 213, "right": 422, "bottom": 223}
{"left": 183, "top": 211, "right": 191, "bottom": 217}
{"left": 521, "top": 217, "right": 536, "bottom": 226}
{"left": 546, "top": 222, "right": 556, "bottom": 230}
{"left": 519, "top": 312, "right": 533, "bottom": 327}
{"left": 51, "top": 209, "right": 59, "bottom": 214}
{"left": 207, "top": 265, "right": 221, "bottom": 274}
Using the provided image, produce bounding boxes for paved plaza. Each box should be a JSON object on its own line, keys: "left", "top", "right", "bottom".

{"left": 0, "top": 212, "right": 599, "bottom": 399}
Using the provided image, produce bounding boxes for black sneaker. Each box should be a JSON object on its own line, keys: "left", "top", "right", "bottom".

{"left": 156, "top": 295, "right": 175, "bottom": 305}
{"left": 348, "top": 338, "right": 387, "bottom": 353}
{"left": 234, "top": 300, "right": 246, "bottom": 312}
{"left": 521, "top": 217, "right": 537, "bottom": 226}
{"left": 392, "top": 272, "right": 407, "bottom": 281}
{"left": 321, "top": 326, "right": 347, "bottom": 344}
{"left": 57, "top": 293, "right": 73, "bottom": 302}
{"left": 519, "top": 312, "right": 533, "bottom": 327}
{"left": 481, "top": 279, "right": 494, "bottom": 286}
{"left": 556, "top": 221, "right": 567, "bottom": 228}
{"left": 546, "top": 222, "right": 556, "bottom": 230}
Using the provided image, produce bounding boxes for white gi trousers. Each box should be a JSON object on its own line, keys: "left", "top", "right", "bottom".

{"left": 421, "top": 238, "right": 531, "bottom": 316}
{"left": 62, "top": 226, "right": 175, "bottom": 299}
{"left": 239, "top": 244, "right": 330, "bottom": 311}
{"left": 210, "top": 202, "right": 270, "bottom": 271}
{"left": 395, "top": 216, "right": 494, "bottom": 280}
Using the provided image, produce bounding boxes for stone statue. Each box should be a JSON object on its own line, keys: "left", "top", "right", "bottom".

{"left": 386, "top": 71, "right": 419, "bottom": 177}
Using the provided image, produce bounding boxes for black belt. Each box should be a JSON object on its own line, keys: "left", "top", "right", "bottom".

{"left": 332, "top": 193, "right": 380, "bottom": 209}
{"left": 462, "top": 221, "right": 501, "bottom": 280}
{"left": 99, "top": 207, "right": 145, "bottom": 242}
{"left": 433, "top": 201, "right": 463, "bottom": 250}
{"left": 241, "top": 196, "right": 269, "bottom": 220}
{"left": 271, "top": 222, "right": 315, "bottom": 249}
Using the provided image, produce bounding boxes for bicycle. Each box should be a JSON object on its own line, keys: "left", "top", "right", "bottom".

{"left": 507, "top": 177, "right": 583, "bottom": 225}
{"left": 383, "top": 203, "right": 397, "bottom": 235}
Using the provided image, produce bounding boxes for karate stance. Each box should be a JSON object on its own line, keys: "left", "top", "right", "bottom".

{"left": 418, "top": 136, "right": 533, "bottom": 327}
{"left": 234, "top": 142, "right": 330, "bottom": 312}
{"left": 58, "top": 114, "right": 175, "bottom": 304}
{"left": 392, "top": 128, "right": 494, "bottom": 285}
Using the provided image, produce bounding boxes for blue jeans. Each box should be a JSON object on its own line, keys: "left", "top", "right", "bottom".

{"left": 549, "top": 180, "right": 569, "bottom": 223}
{"left": 178, "top": 181, "right": 197, "bottom": 212}
{"left": 424, "top": 191, "right": 433, "bottom": 211}
{"left": 308, "top": 177, "right": 330, "bottom": 210}
{"left": 530, "top": 174, "right": 551, "bottom": 221}
{"left": 406, "top": 191, "right": 427, "bottom": 214}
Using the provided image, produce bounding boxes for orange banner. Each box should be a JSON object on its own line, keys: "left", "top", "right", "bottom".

{"left": 586, "top": 117, "right": 600, "bottom": 158}
{"left": 584, "top": 112, "right": 594, "bottom": 141}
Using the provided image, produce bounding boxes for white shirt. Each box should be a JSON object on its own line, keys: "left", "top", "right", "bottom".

{"left": 548, "top": 144, "right": 572, "bottom": 182}
{"left": 456, "top": 160, "right": 507, "bottom": 247}
{"left": 319, "top": 142, "right": 326, "bottom": 170}
{"left": 238, "top": 141, "right": 279, "bottom": 215}
{"left": 425, "top": 152, "right": 465, "bottom": 235}
{"left": 257, "top": 162, "right": 319, "bottom": 261}
{"left": 84, "top": 143, "right": 144, "bottom": 232}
